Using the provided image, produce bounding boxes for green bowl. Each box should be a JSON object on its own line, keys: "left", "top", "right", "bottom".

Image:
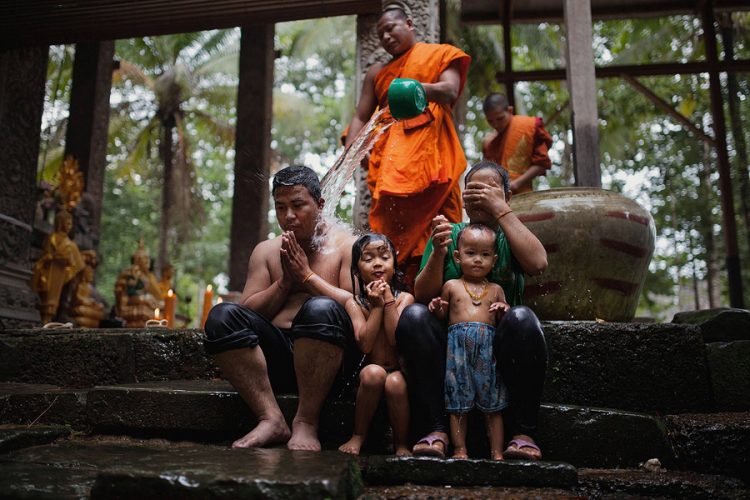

{"left": 388, "top": 78, "right": 427, "bottom": 120}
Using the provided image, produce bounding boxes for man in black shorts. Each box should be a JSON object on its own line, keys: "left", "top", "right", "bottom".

{"left": 204, "top": 165, "right": 358, "bottom": 451}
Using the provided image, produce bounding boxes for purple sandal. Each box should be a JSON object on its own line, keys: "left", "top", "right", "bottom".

{"left": 504, "top": 438, "right": 542, "bottom": 460}
{"left": 412, "top": 433, "right": 447, "bottom": 459}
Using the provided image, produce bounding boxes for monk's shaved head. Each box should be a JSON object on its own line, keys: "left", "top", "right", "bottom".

{"left": 483, "top": 93, "right": 510, "bottom": 113}
{"left": 380, "top": 7, "right": 408, "bottom": 21}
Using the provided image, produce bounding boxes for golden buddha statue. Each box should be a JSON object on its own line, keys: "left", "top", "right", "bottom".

{"left": 31, "top": 210, "right": 85, "bottom": 324}
{"left": 71, "top": 261, "right": 105, "bottom": 328}
{"left": 114, "top": 239, "right": 163, "bottom": 327}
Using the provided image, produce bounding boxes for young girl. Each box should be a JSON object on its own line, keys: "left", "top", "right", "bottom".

{"left": 338, "top": 233, "right": 414, "bottom": 456}
{"left": 429, "top": 223, "right": 510, "bottom": 460}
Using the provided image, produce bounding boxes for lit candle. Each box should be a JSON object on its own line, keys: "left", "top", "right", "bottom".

{"left": 164, "top": 289, "right": 176, "bottom": 328}
{"left": 154, "top": 308, "right": 161, "bottom": 320}
{"left": 201, "top": 284, "right": 213, "bottom": 328}
{"left": 217, "top": 297, "right": 223, "bottom": 305}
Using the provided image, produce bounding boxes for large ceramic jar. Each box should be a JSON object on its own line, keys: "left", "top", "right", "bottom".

{"left": 512, "top": 188, "right": 656, "bottom": 321}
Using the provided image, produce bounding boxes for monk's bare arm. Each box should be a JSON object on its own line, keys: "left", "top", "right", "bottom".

{"left": 240, "top": 241, "right": 290, "bottom": 317}
{"left": 509, "top": 165, "right": 546, "bottom": 193}
{"left": 384, "top": 292, "right": 414, "bottom": 347}
{"left": 481, "top": 132, "right": 496, "bottom": 158}
{"left": 422, "top": 60, "right": 462, "bottom": 105}
{"left": 345, "top": 64, "right": 381, "bottom": 148}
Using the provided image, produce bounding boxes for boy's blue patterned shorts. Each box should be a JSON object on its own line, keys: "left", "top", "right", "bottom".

{"left": 444, "top": 321, "right": 508, "bottom": 413}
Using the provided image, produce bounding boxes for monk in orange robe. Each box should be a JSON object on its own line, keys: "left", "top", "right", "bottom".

{"left": 481, "top": 93, "right": 553, "bottom": 195}
{"left": 345, "top": 6, "right": 470, "bottom": 286}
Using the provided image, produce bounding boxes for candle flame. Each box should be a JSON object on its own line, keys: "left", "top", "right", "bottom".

{"left": 154, "top": 308, "right": 160, "bottom": 318}
{"left": 217, "top": 297, "right": 223, "bottom": 304}
{"left": 167, "top": 289, "right": 174, "bottom": 297}
{"left": 206, "top": 284, "right": 213, "bottom": 292}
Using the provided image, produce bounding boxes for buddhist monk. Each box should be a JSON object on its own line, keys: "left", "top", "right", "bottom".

{"left": 481, "top": 93, "right": 553, "bottom": 195}
{"left": 344, "top": 5, "right": 471, "bottom": 287}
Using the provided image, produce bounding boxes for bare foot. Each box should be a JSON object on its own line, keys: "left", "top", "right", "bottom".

{"left": 287, "top": 419, "right": 321, "bottom": 451}
{"left": 232, "top": 417, "right": 291, "bottom": 448}
{"left": 338, "top": 435, "right": 364, "bottom": 455}
{"left": 395, "top": 446, "right": 412, "bottom": 457}
{"left": 492, "top": 450, "right": 504, "bottom": 461}
{"left": 452, "top": 447, "right": 469, "bottom": 460}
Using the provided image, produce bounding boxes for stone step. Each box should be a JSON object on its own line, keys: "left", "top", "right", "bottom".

{"left": 0, "top": 424, "right": 70, "bottom": 452}
{"left": 363, "top": 468, "right": 750, "bottom": 499}
{"left": 0, "top": 437, "right": 362, "bottom": 499}
{"left": 664, "top": 412, "right": 750, "bottom": 485}
{"left": 1, "top": 320, "right": 727, "bottom": 413}
{"left": 1, "top": 380, "right": 678, "bottom": 469}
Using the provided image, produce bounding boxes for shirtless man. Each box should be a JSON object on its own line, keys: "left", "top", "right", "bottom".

{"left": 204, "top": 165, "right": 357, "bottom": 451}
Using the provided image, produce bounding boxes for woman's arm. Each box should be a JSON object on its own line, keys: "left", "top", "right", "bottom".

{"left": 414, "top": 216, "right": 454, "bottom": 303}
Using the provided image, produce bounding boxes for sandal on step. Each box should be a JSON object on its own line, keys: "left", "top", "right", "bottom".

{"left": 504, "top": 438, "right": 542, "bottom": 460}
{"left": 412, "top": 433, "right": 447, "bottom": 459}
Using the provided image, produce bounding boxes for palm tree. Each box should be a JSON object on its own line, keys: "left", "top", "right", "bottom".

{"left": 112, "top": 30, "right": 240, "bottom": 273}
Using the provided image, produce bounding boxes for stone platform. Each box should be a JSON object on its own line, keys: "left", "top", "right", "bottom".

{"left": 1, "top": 312, "right": 749, "bottom": 497}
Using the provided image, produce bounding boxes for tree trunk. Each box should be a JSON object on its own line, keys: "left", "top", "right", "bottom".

{"left": 720, "top": 14, "right": 750, "bottom": 257}
{"left": 158, "top": 121, "right": 175, "bottom": 276}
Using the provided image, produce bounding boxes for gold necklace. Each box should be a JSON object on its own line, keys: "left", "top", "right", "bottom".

{"left": 462, "top": 278, "right": 488, "bottom": 306}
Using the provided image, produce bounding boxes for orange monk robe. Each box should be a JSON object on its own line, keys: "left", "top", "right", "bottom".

{"left": 483, "top": 115, "right": 553, "bottom": 195}
{"left": 368, "top": 42, "right": 471, "bottom": 267}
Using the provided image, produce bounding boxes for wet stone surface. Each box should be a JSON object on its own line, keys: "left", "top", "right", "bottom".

{"left": 664, "top": 412, "right": 750, "bottom": 484}
{"left": 0, "top": 438, "right": 362, "bottom": 499}
{"left": 542, "top": 321, "right": 712, "bottom": 413}
{"left": 0, "top": 383, "right": 88, "bottom": 428}
{"left": 578, "top": 467, "right": 750, "bottom": 499}
{"left": 0, "top": 329, "right": 218, "bottom": 388}
{"left": 361, "top": 455, "right": 577, "bottom": 487}
{"left": 672, "top": 308, "right": 750, "bottom": 342}
{"left": 706, "top": 341, "right": 750, "bottom": 411}
{"left": 0, "top": 424, "right": 70, "bottom": 452}
{"left": 536, "top": 403, "right": 674, "bottom": 468}
{"left": 363, "top": 484, "right": 585, "bottom": 499}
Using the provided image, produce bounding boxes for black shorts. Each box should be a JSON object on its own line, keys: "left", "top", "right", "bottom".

{"left": 203, "top": 296, "right": 362, "bottom": 399}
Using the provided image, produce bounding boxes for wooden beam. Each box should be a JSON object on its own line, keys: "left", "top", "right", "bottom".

{"left": 564, "top": 0, "right": 601, "bottom": 187}
{"left": 0, "top": 0, "right": 379, "bottom": 48}
{"left": 701, "top": 1, "right": 744, "bottom": 308}
{"left": 503, "top": 0, "right": 515, "bottom": 107}
{"left": 495, "top": 59, "right": 750, "bottom": 83}
{"left": 623, "top": 75, "right": 715, "bottom": 147}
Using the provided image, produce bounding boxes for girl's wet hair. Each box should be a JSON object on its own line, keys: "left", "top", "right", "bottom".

{"left": 350, "top": 233, "right": 404, "bottom": 308}
{"left": 465, "top": 160, "right": 510, "bottom": 197}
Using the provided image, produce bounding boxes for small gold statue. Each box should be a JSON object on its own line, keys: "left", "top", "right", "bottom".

{"left": 31, "top": 210, "right": 85, "bottom": 324}
{"left": 114, "top": 238, "right": 163, "bottom": 327}
{"left": 70, "top": 251, "right": 105, "bottom": 328}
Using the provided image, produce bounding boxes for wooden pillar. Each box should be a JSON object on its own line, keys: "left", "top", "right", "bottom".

{"left": 563, "top": 0, "right": 601, "bottom": 187}
{"left": 701, "top": 2, "right": 744, "bottom": 308}
{"left": 229, "top": 24, "right": 274, "bottom": 292}
{"left": 502, "top": 0, "right": 514, "bottom": 108}
{"left": 0, "top": 46, "right": 48, "bottom": 327}
{"left": 64, "top": 41, "right": 115, "bottom": 252}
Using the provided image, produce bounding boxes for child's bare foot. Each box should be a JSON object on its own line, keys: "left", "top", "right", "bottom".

{"left": 452, "top": 447, "right": 469, "bottom": 459}
{"left": 395, "top": 446, "right": 412, "bottom": 457}
{"left": 338, "top": 435, "right": 365, "bottom": 455}
{"left": 492, "top": 450, "right": 504, "bottom": 461}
